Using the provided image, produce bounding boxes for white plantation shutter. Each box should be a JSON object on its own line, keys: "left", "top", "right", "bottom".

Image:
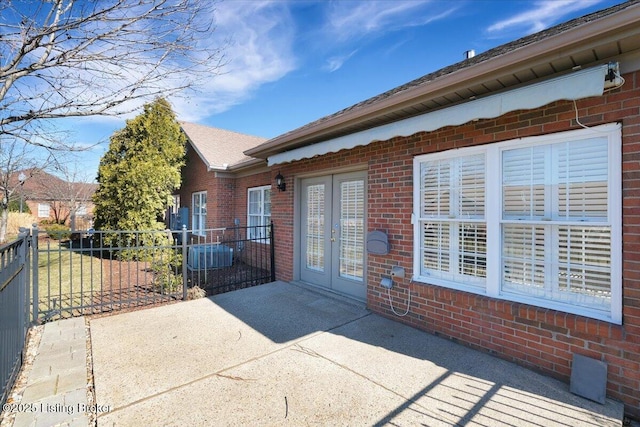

{"left": 414, "top": 123, "right": 621, "bottom": 323}
{"left": 458, "top": 223, "right": 487, "bottom": 278}
{"left": 306, "top": 184, "right": 325, "bottom": 271}
{"left": 422, "top": 222, "right": 450, "bottom": 273}
{"left": 557, "top": 227, "right": 611, "bottom": 298}
{"left": 458, "top": 155, "right": 485, "bottom": 217}
{"left": 557, "top": 139, "right": 608, "bottom": 220}
{"left": 503, "top": 147, "right": 546, "bottom": 219}
{"left": 339, "top": 180, "right": 365, "bottom": 281}
{"left": 421, "top": 161, "right": 450, "bottom": 217}
{"left": 500, "top": 136, "right": 612, "bottom": 311}
{"left": 248, "top": 189, "right": 261, "bottom": 229}
{"left": 502, "top": 225, "right": 546, "bottom": 291}
{"left": 418, "top": 152, "right": 486, "bottom": 287}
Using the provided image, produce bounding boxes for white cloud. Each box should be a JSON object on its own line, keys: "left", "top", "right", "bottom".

{"left": 324, "top": 0, "right": 456, "bottom": 42}
{"left": 171, "top": 1, "right": 297, "bottom": 121}
{"left": 324, "top": 50, "right": 358, "bottom": 73}
{"left": 487, "top": 0, "right": 602, "bottom": 34}
{"left": 318, "top": 1, "right": 457, "bottom": 71}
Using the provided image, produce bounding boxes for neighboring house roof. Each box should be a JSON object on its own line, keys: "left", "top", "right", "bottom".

{"left": 180, "top": 122, "right": 267, "bottom": 172}
{"left": 246, "top": 0, "right": 640, "bottom": 160}
{"left": 12, "top": 169, "right": 97, "bottom": 203}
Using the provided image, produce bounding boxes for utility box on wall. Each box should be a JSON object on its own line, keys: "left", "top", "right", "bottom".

{"left": 170, "top": 207, "right": 189, "bottom": 243}
{"left": 170, "top": 207, "right": 189, "bottom": 231}
{"left": 366, "top": 230, "right": 390, "bottom": 255}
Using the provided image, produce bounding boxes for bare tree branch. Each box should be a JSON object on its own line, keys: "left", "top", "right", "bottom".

{"left": 0, "top": 0, "right": 227, "bottom": 150}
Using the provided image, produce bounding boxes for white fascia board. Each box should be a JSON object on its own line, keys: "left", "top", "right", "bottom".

{"left": 267, "top": 64, "right": 609, "bottom": 166}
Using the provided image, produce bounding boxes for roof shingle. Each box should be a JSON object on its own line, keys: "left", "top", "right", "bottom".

{"left": 180, "top": 122, "right": 267, "bottom": 170}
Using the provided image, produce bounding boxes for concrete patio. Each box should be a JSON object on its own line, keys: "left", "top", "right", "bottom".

{"left": 9, "top": 281, "right": 625, "bottom": 426}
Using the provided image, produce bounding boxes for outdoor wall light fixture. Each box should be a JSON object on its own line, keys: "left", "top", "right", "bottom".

{"left": 275, "top": 171, "right": 286, "bottom": 192}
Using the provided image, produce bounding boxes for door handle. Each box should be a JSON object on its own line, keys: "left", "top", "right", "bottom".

{"left": 330, "top": 228, "right": 336, "bottom": 242}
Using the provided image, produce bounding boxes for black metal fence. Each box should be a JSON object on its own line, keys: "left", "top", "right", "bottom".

{"left": 34, "top": 223, "right": 275, "bottom": 321}
{"left": 0, "top": 222, "right": 274, "bottom": 405}
{"left": 34, "top": 227, "right": 184, "bottom": 321}
{"left": 0, "top": 229, "right": 31, "bottom": 407}
{"left": 187, "top": 224, "right": 274, "bottom": 295}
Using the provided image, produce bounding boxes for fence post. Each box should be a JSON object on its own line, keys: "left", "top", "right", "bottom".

{"left": 17, "top": 228, "right": 29, "bottom": 334}
{"left": 31, "top": 223, "right": 39, "bottom": 323}
{"left": 270, "top": 221, "right": 276, "bottom": 282}
{"left": 182, "top": 225, "right": 188, "bottom": 300}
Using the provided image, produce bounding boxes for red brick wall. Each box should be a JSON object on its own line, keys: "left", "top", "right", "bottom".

{"left": 233, "top": 171, "right": 272, "bottom": 226}
{"left": 210, "top": 175, "right": 235, "bottom": 228}
{"left": 272, "top": 70, "right": 640, "bottom": 416}
{"left": 178, "top": 145, "right": 215, "bottom": 228}
{"left": 178, "top": 147, "right": 272, "bottom": 229}
{"left": 25, "top": 200, "right": 95, "bottom": 226}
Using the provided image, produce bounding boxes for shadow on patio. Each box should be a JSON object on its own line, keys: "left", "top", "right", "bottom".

{"left": 87, "top": 281, "right": 622, "bottom": 426}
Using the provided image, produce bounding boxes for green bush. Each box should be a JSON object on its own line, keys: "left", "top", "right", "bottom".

{"left": 151, "top": 250, "right": 183, "bottom": 294}
{"left": 44, "top": 223, "right": 72, "bottom": 240}
{"left": 8, "top": 199, "right": 31, "bottom": 214}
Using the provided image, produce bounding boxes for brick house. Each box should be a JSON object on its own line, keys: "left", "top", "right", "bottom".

{"left": 13, "top": 169, "right": 97, "bottom": 230}
{"left": 239, "top": 1, "right": 640, "bottom": 417}
{"left": 174, "top": 122, "right": 272, "bottom": 235}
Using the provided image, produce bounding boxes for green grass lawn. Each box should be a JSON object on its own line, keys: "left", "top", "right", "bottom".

{"left": 35, "top": 238, "right": 179, "bottom": 320}
{"left": 36, "top": 239, "right": 104, "bottom": 317}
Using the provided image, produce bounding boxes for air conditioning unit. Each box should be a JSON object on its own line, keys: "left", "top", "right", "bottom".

{"left": 188, "top": 244, "right": 233, "bottom": 269}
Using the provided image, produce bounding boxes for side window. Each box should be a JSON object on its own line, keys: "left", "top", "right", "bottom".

{"left": 247, "top": 186, "right": 271, "bottom": 240}
{"left": 191, "top": 191, "right": 207, "bottom": 236}
{"left": 38, "top": 203, "right": 50, "bottom": 218}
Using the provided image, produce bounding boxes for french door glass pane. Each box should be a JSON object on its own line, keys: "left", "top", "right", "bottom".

{"left": 339, "top": 180, "right": 364, "bottom": 281}
{"left": 306, "top": 184, "right": 325, "bottom": 271}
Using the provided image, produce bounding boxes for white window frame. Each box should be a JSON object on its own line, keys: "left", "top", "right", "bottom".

{"left": 170, "top": 194, "right": 180, "bottom": 215}
{"left": 413, "top": 123, "right": 622, "bottom": 324}
{"left": 37, "top": 203, "right": 50, "bottom": 218}
{"left": 247, "top": 185, "right": 271, "bottom": 241}
{"left": 192, "top": 191, "right": 207, "bottom": 236}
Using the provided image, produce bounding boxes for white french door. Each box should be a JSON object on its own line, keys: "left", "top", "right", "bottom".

{"left": 300, "top": 172, "right": 366, "bottom": 300}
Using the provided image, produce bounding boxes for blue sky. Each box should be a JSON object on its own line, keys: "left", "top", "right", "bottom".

{"left": 67, "top": 0, "right": 624, "bottom": 180}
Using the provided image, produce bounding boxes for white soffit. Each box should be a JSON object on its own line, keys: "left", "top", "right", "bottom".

{"left": 267, "top": 64, "right": 610, "bottom": 166}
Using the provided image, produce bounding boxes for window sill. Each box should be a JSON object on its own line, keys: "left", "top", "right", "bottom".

{"left": 412, "top": 276, "right": 619, "bottom": 325}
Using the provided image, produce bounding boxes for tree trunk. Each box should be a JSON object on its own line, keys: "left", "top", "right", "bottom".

{"left": 0, "top": 208, "right": 8, "bottom": 243}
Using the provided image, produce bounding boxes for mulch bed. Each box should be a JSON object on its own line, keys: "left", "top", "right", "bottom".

{"left": 187, "top": 261, "right": 272, "bottom": 296}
